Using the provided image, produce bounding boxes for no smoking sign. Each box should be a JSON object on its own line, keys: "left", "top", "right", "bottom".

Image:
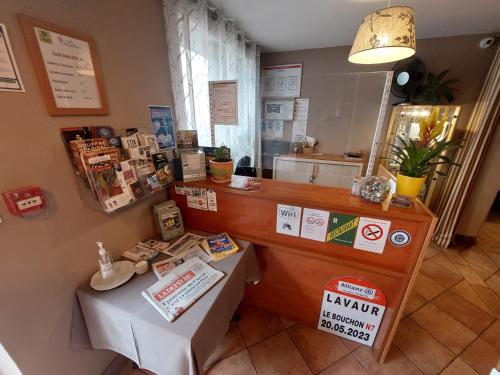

{"left": 353, "top": 217, "right": 391, "bottom": 253}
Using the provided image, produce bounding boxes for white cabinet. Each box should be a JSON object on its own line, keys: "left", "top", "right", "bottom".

{"left": 273, "top": 155, "right": 363, "bottom": 188}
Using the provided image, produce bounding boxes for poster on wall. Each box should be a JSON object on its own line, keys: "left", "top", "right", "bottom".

{"left": 261, "top": 64, "right": 302, "bottom": 97}
{"left": 0, "top": 24, "right": 25, "bottom": 92}
{"left": 18, "top": 14, "right": 108, "bottom": 115}
{"left": 261, "top": 120, "right": 284, "bottom": 139}
{"left": 292, "top": 120, "right": 307, "bottom": 142}
{"left": 148, "top": 105, "right": 176, "bottom": 149}
{"left": 276, "top": 204, "right": 302, "bottom": 237}
{"left": 318, "top": 276, "right": 386, "bottom": 347}
{"left": 209, "top": 80, "right": 238, "bottom": 125}
{"left": 264, "top": 99, "right": 294, "bottom": 120}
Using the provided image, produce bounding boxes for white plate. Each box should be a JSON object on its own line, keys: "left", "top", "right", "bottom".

{"left": 90, "top": 261, "right": 136, "bottom": 291}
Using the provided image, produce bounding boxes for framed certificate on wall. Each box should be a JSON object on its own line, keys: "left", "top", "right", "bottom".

{"left": 18, "top": 14, "right": 109, "bottom": 115}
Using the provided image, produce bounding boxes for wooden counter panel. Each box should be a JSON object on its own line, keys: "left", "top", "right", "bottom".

{"left": 243, "top": 245, "right": 403, "bottom": 358}
{"left": 172, "top": 187, "right": 431, "bottom": 273}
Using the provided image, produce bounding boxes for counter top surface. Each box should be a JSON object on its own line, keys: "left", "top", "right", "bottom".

{"left": 277, "top": 153, "right": 365, "bottom": 163}
{"left": 176, "top": 178, "right": 435, "bottom": 221}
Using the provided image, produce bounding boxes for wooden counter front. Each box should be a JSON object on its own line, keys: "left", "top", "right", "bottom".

{"left": 170, "top": 179, "right": 437, "bottom": 362}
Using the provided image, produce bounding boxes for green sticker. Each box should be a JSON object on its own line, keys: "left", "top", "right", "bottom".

{"left": 326, "top": 213, "right": 359, "bottom": 247}
{"left": 37, "top": 29, "right": 52, "bottom": 44}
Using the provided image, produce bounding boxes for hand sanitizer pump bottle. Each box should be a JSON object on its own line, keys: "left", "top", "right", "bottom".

{"left": 97, "top": 242, "right": 114, "bottom": 279}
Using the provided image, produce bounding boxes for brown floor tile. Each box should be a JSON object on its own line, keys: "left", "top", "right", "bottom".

{"left": 413, "top": 273, "right": 445, "bottom": 301}
{"left": 353, "top": 344, "right": 423, "bottom": 375}
{"left": 460, "top": 337, "right": 499, "bottom": 375}
{"left": 288, "top": 324, "right": 349, "bottom": 373}
{"left": 205, "top": 323, "right": 246, "bottom": 367}
{"left": 206, "top": 349, "right": 257, "bottom": 375}
{"left": 248, "top": 331, "right": 312, "bottom": 375}
{"left": 453, "top": 263, "right": 488, "bottom": 287}
{"left": 428, "top": 252, "right": 462, "bottom": 275}
{"left": 319, "top": 354, "right": 368, "bottom": 375}
{"left": 340, "top": 337, "right": 363, "bottom": 352}
{"left": 419, "top": 260, "right": 463, "bottom": 289}
{"left": 424, "top": 243, "right": 442, "bottom": 259}
{"left": 411, "top": 303, "right": 476, "bottom": 354}
{"left": 486, "top": 273, "right": 500, "bottom": 298}
{"left": 481, "top": 319, "right": 500, "bottom": 349}
{"left": 238, "top": 304, "right": 284, "bottom": 346}
{"left": 279, "top": 316, "right": 296, "bottom": 328}
{"left": 462, "top": 250, "right": 499, "bottom": 275}
{"left": 392, "top": 318, "right": 454, "bottom": 374}
{"left": 442, "top": 248, "right": 468, "bottom": 265}
{"left": 433, "top": 290, "right": 496, "bottom": 334}
{"left": 440, "top": 358, "right": 479, "bottom": 375}
{"left": 450, "top": 280, "right": 493, "bottom": 313}
{"left": 403, "top": 291, "right": 427, "bottom": 316}
{"left": 471, "top": 284, "right": 500, "bottom": 316}
{"left": 469, "top": 263, "right": 497, "bottom": 281}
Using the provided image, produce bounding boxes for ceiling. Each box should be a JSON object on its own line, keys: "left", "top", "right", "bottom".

{"left": 210, "top": 0, "right": 500, "bottom": 52}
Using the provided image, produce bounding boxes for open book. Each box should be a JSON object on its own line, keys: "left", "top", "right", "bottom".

{"left": 141, "top": 257, "right": 224, "bottom": 322}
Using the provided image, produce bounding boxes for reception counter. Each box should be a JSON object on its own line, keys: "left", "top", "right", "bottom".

{"left": 170, "top": 179, "right": 437, "bottom": 362}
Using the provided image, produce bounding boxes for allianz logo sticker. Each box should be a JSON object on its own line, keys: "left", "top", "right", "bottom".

{"left": 338, "top": 281, "right": 376, "bottom": 300}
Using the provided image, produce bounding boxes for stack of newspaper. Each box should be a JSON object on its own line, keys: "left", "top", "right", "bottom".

{"left": 142, "top": 232, "right": 229, "bottom": 322}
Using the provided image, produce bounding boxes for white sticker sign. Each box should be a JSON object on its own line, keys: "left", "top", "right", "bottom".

{"left": 186, "top": 188, "right": 207, "bottom": 210}
{"left": 276, "top": 204, "right": 302, "bottom": 237}
{"left": 353, "top": 217, "right": 391, "bottom": 253}
{"left": 390, "top": 230, "right": 411, "bottom": 246}
{"left": 318, "top": 276, "right": 386, "bottom": 347}
{"left": 300, "top": 208, "right": 329, "bottom": 242}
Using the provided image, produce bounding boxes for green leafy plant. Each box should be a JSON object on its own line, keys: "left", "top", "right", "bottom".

{"left": 411, "top": 69, "right": 459, "bottom": 105}
{"left": 389, "top": 109, "right": 463, "bottom": 177}
{"left": 212, "top": 145, "right": 231, "bottom": 162}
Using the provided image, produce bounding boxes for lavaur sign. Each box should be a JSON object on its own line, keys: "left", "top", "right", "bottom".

{"left": 318, "top": 276, "right": 386, "bottom": 347}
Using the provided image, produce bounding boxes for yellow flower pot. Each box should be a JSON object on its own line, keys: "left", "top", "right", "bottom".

{"left": 396, "top": 173, "right": 426, "bottom": 201}
{"left": 209, "top": 160, "right": 233, "bottom": 183}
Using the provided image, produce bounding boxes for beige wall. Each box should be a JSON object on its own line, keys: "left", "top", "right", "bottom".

{"left": 0, "top": 1, "right": 172, "bottom": 374}
{"left": 262, "top": 34, "right": 497, "bottom": 133}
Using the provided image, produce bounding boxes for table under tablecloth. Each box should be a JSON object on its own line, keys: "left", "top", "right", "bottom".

{"left": 71, "top": 239, "right": 260, "bottom": 375}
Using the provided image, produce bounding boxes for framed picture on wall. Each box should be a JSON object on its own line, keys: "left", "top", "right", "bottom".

{"left": 18, "top": 14, "right": 109, "bottom": 115}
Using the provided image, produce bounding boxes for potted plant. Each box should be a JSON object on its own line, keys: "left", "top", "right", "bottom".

{"left": 209, "top": 145, "right": 233, "bottom": 183}
{"left": 390, "top": 109, "right": 462, "bottom": 200}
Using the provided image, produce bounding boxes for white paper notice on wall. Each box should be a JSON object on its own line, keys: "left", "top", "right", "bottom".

{"left": 353, "top": 217, "right": 391, "bottom": 253}
{"left": 264, "top": 100, "right": 294, "bottom": 120}
{"left": 294, "top": 98, "right": 309, "bottom": 120}
{"left": 292, "top": 120, "right": 308, "bottom": 142}
{"left": 207, "top": 189, "right": 217, "bottom": 212}
{"left": 300, "top": 208, "right": 330, "bottom": 241}
{"left": 261, "top": 120, "right": 284, "bottom": 139}
{"left": 276, "top": 204, "right": 302, "bottom": 237}
{"left": 261, "top": 64, "right": 302, "bottom": 97}
{"left": 318, "top": 276, "right": 386, "bottom": 347}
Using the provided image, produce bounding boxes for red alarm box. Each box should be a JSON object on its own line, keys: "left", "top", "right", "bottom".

{"left": 2, "top": 186, "right": 46, "bottom": 217}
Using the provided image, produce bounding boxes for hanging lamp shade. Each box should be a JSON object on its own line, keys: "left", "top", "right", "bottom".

{"left": 349, "top": 6, "right": 416, "bottom": 64}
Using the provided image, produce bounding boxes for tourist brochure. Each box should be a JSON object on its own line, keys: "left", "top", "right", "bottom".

{"left": 201, "top": 232, "right": 239, "bottom": 261}
{"left": 142, "top": 257, "right": 224, "bottom": 322}
{"left": 152, "top": 245, "right": 212, "bottom": 279}
{"left": 165, "top": 232, "right": 205, "bottom": 256}
{"left": 227, "top": 176, "right": 262, "bottom": 191}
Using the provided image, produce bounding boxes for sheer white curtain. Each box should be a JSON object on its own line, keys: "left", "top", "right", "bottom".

{"left": 163, "top": 0, "right": 259, "bottom": 166}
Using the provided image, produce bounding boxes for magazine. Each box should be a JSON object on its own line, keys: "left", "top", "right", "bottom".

{"left": 122, "top": 244, "right": 159, "bottom": 262}
{"left": 201, "top": 232, "right": 239, "bottom": 260}
{"left": 69, "top": 138, "right": 109, "bottom": 178}
{"left": 114, "top": 159, "right": 146, "bottom": 200}
{"left": 152, "top": 152, "right": 174, "bottom": 187}
{"left": 142, "top": 257, "right": 224, "bottom": 322}
{"left": 152, "top": 245, "right": 213, "bottom": 279}
{"left": 165, "top": 232, "right": 205, "bottom": 256}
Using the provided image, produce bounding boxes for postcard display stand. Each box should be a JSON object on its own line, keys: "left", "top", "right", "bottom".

{"left": 63, "top": 126, "right": 175, "bottom": 214}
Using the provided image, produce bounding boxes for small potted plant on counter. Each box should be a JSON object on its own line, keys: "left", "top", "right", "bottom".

{"left": 209, "top": 145, "right": 233, "bottom": 183}
{"left": 390, "top": 109, "right": 462, "bottom": 200}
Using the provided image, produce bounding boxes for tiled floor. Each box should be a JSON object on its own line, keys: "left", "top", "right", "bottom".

{"left": 120, "top": 215, "right": 500, "bottom": 375}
